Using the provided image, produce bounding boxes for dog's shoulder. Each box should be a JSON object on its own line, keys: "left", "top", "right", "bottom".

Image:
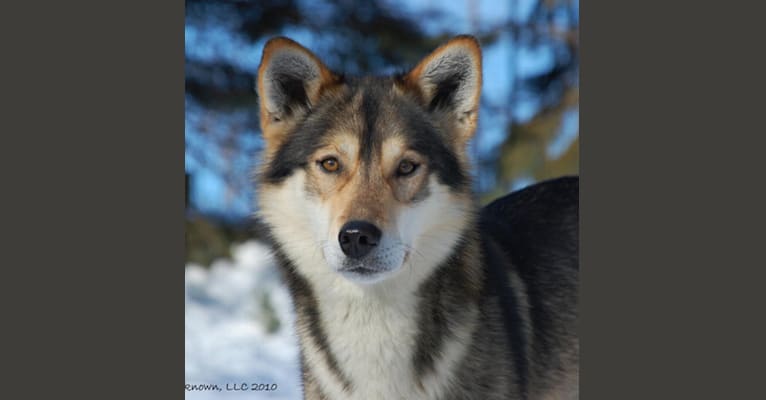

{"left": 479, "top": 176, "right": 579, "bottom": 272}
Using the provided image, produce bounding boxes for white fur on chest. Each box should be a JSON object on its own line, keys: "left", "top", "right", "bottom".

{"left": 298, "top": 275, "right": 477, "bottom": 400}
{"left": 314, "top": 287, "right": 421, "bottom": 400}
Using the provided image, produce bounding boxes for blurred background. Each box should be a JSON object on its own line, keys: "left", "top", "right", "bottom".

{"left": 185, "top": 1, "right": 578, "bottom": 398}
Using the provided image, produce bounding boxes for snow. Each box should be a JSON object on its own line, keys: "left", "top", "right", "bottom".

{"left": 185, "top": 241, "right": 302, "bottom": 400}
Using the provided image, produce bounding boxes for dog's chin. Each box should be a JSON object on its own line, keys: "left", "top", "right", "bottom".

{"left": 326, "top": 248, "right": 408, "bottom": 285}
{"left": 322, "top": 243, "right": 409, "bottom": 285}
{"left": 337, "top": 264, "right": 402, "bottom": 285}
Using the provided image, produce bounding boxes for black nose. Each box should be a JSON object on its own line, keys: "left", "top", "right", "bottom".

{"left": 338, "top": 220, "right": 381, "bottom": 259}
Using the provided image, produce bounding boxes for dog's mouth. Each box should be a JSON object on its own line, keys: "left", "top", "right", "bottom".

{"left": 336, "top": 249, "right": 409, "bottom": 284}
{"left": 339, "top": 265, "right": 384, "bottom": 275}
{"left": 337, "top": 265, "right": 394, "bottom": 284}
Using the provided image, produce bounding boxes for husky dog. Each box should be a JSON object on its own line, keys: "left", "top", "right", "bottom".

{"left": 255, "top": 35, "right": 578, "bottom": 400}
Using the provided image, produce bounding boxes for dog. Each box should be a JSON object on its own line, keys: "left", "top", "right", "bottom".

{"left": 254, "top": 35, "right": 578, "bottom": 400}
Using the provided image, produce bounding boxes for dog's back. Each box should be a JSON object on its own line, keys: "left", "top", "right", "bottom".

{"left": 481, "top": 176, "right": 579, "bottom": 399}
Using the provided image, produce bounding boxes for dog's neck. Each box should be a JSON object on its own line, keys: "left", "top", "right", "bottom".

{"left": 274, "top": 224, "right": 484, "bottom": 400}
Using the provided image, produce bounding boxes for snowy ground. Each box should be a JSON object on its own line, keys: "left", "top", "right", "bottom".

{"left": 185, "top": 241, "right": 302, "bottom": 400}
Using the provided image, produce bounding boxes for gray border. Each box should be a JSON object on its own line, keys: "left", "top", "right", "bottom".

{"left": 3, "top": 1, "right": 184, "bottom": 399}
{"left": 582, "top": 2, "right": 765, "bottom": 398}
{"left": 4, "top": 1, "right": 765, "bottom": 398}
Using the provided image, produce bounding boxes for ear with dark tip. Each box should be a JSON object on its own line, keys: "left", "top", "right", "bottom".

{"left": 401, "top": 35, "right": 482, "bottom": 143}
{"left": 256, "top": 37, "right": 340, "bottom": 146}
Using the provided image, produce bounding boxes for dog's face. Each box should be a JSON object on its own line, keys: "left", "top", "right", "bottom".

{"left": 256, "top": 36, "right": 482, "bottom": 285}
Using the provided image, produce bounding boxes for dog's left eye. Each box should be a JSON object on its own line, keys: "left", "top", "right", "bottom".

{"left": 397, "top": 160, "right": 419, "bottom": 176}
{"left": 319, "top": 157, "right": 340, "bottom": 173}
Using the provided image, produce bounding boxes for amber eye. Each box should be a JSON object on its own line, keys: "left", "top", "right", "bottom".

{"left": 397, "top": 160, "right": 418, "bottom": 176}
{"left": 320, "top": 157, "right": 340, "bottom": 173}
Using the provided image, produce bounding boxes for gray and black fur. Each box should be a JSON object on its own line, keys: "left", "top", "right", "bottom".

{"left": 255, "top": 36, "right": 578, "bottom": 400}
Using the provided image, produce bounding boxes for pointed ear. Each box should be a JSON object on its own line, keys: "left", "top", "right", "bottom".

{"left": 256, "top": 37, "right": 341, "bottom": 146}
{"left": 401, "top": 35, "right": 482, "bottom": 143}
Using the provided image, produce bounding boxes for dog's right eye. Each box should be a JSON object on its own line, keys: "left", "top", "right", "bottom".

{"left": 397, "top": 160, "right": 419, "bottom": 177}
{"left": 319, "top": 157, "right": 340, "bottom": 173}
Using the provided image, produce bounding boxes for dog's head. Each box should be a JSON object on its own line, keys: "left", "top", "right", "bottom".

{"left": 256, "top": 36, "right": 481, "bottom": 286}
